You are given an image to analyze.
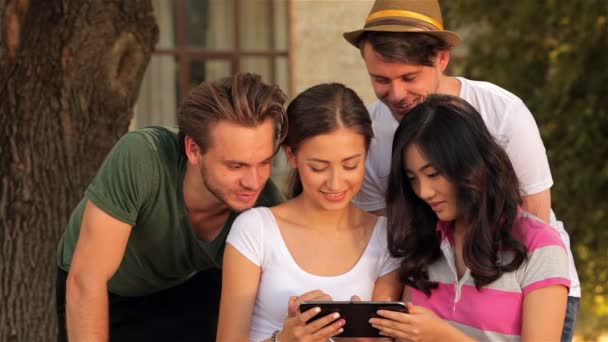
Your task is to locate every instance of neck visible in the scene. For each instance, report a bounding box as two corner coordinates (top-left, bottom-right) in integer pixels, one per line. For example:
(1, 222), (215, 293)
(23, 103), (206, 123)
(454, 218), (468, 236)
(182, 163), (229, 214)
(290, 196), (359, 232)
(437, 74), (462, 97)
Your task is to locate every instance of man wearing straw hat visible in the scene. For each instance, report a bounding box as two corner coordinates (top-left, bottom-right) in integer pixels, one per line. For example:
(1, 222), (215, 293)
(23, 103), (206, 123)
(344, 0), (580, 340)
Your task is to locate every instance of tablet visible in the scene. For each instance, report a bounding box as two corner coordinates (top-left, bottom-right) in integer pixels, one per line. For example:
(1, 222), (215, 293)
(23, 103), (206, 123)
(299, 301), (407, 337)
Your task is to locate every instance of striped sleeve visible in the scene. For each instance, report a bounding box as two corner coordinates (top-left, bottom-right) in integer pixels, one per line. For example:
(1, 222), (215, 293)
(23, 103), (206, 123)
(517, 217), (570, 295)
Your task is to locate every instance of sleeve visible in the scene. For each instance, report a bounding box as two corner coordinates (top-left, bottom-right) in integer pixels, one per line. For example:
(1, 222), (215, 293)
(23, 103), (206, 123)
(502, 100), (554, 196)
(376, 217), (403, 276)
(518, 223), (570, 296)
(85, 131), (159, 225)
(353, 157), (387, 212)
(226, 208), (265, 267)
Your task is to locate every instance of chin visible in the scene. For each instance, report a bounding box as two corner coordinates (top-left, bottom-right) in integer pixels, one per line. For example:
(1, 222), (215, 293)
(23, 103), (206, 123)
(436, 213), (457, 222)
(319, 198), (352, 211)
(227, 198), (259, 212)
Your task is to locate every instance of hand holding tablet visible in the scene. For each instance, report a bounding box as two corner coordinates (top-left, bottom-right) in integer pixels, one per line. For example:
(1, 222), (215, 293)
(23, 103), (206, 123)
(299, 301), (408, 337)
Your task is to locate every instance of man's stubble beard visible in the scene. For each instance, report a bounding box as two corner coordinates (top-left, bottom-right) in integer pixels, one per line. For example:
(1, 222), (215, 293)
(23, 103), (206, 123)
(199, 162), (254, 213)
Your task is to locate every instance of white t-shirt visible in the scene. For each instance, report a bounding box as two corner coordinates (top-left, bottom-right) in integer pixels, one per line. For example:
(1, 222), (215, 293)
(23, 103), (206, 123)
(353, 77), (580, 297)
(226, 207), (402, 342)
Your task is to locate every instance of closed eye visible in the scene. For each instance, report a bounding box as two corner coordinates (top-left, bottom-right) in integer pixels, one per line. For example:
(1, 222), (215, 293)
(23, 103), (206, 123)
(310, 166), (327, 172)
(374, 77), (390, 84)
(228, 163), (244, 169)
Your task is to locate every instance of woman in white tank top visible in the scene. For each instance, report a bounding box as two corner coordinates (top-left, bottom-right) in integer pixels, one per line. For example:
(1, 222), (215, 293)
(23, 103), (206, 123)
(217, 83), (403, 342)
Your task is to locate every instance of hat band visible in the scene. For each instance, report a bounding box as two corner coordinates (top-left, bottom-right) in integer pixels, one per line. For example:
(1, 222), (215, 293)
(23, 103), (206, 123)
(365, 18), (438, 32)
(366, 10), (444, 30)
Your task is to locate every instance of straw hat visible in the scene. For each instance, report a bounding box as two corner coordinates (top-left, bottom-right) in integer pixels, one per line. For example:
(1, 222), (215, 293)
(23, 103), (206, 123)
(343, 0), (462, 48)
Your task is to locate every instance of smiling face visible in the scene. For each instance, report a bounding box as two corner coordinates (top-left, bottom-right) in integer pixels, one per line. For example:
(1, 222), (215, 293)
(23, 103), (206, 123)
(286, 127), (367, 211)
(404, 143), (460, 222)
(362, 41), (449, 122)
(188, 118), (276, 212)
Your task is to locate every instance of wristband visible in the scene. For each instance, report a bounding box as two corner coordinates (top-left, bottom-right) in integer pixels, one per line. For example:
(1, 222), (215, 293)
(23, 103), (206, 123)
(271, 330), (280, 342)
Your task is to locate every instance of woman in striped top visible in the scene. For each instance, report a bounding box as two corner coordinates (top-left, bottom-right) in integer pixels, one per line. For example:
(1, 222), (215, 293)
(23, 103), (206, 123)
(371, 94), (570, 341)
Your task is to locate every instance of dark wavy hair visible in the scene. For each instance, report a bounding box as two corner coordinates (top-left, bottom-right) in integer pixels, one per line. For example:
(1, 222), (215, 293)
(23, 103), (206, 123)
(358, 32), (452, 67)
(284, 83), (373, 198)
(386, 94), (527, 295)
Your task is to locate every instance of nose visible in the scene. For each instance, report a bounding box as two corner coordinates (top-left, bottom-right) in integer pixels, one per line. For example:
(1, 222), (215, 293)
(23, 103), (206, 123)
(326, 167), (344, 191)
(417, 177), (436, 201)
(387, 81), (407, 104)
(241, 167), (262, 190)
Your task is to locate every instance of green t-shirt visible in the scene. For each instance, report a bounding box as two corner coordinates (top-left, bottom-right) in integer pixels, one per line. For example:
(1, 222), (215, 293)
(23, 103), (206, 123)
(57, 126), (284, 296)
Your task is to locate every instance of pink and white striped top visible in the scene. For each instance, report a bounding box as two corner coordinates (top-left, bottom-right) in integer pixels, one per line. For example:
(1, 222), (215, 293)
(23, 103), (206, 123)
(410, 213), (571, 341)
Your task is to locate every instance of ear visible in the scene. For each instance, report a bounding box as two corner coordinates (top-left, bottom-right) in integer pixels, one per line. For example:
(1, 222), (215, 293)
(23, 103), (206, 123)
(184, 135), (202, 165)
(436, 50), (451, 73)
(284, 146), (298, 169)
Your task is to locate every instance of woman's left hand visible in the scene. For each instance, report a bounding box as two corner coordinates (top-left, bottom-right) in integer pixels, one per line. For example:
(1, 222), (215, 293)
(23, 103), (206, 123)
(368, 302), (451, 342)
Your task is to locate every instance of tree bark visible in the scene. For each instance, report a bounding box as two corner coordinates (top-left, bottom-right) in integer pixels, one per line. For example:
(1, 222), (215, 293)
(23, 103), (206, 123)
(0, 0), (158, 340)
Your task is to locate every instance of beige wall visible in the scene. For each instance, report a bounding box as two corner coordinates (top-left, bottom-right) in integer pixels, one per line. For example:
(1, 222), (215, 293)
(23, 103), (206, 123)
(290, 0), (376, 104)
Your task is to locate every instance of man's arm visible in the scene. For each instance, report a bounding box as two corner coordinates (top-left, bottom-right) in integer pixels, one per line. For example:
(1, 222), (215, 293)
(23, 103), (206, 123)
(501, 100), (553, 223)
(66, 201), (132, 342)
(521, 189), (551, 223)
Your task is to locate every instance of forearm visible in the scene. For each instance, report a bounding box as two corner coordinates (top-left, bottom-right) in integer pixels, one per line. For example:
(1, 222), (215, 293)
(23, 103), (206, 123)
(66, 274), (110, 341)
(522, 190), (551, 223)
(437, 321), (477, 341)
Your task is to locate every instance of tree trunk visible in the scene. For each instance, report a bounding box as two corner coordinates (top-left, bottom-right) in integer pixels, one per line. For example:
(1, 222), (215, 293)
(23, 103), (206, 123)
(0, 0), (158, 340)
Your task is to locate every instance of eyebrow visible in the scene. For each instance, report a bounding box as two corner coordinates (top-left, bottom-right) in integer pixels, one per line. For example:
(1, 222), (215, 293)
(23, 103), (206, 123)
(224, 155), (274, 166)
(307, 154), (362, 164)
(406, 163), (434, 172)
(369, 71), (418, 79)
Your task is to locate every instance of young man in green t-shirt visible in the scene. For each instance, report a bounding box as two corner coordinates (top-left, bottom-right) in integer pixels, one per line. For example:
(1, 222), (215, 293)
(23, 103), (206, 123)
(56, 73), (287, 341)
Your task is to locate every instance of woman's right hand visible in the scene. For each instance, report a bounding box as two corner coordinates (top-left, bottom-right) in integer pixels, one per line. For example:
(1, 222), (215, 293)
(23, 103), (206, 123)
(278, 290), (345, 342)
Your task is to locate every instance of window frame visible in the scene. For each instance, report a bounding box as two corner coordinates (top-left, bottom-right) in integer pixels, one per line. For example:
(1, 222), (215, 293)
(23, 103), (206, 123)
(153, 0), (291, 100)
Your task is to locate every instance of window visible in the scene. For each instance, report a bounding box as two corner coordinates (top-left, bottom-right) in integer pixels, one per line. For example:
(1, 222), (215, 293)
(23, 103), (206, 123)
(133, 0), (290, 129)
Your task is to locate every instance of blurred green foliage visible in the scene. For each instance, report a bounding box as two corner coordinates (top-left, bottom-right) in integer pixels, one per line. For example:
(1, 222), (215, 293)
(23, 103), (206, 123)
(442, 1), (608, 338)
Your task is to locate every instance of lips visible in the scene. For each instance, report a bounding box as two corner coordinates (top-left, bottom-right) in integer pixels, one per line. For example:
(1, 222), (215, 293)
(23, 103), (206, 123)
(391, 103), (418, 118)
(321, 191), (347, 202)
(429, 201), (446, 211)
(236, 192), (258, 202)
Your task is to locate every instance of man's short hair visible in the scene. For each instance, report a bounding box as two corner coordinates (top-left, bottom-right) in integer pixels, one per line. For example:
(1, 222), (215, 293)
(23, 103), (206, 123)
(359, 31), (452, 67)
(177, 73), (287, 155)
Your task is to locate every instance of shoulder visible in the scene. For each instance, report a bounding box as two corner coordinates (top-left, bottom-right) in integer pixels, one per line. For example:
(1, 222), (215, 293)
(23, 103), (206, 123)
(114, 127), (179, 163)
(370, 215), (389, 246)
(233, 207), (272, 226)
(458, 77), (533, 133)
(516, 213), (566, 252)
(459, 77), (523, 103)
(228, 207), (272, 242)
(122, 126), (178, 148)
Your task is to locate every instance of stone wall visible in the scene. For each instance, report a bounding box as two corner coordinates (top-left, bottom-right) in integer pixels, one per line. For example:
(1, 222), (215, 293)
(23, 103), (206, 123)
(290, 0), (376, 104)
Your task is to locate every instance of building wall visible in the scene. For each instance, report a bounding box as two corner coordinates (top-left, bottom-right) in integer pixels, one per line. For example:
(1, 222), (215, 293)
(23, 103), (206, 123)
(290, 0), (376, 104)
